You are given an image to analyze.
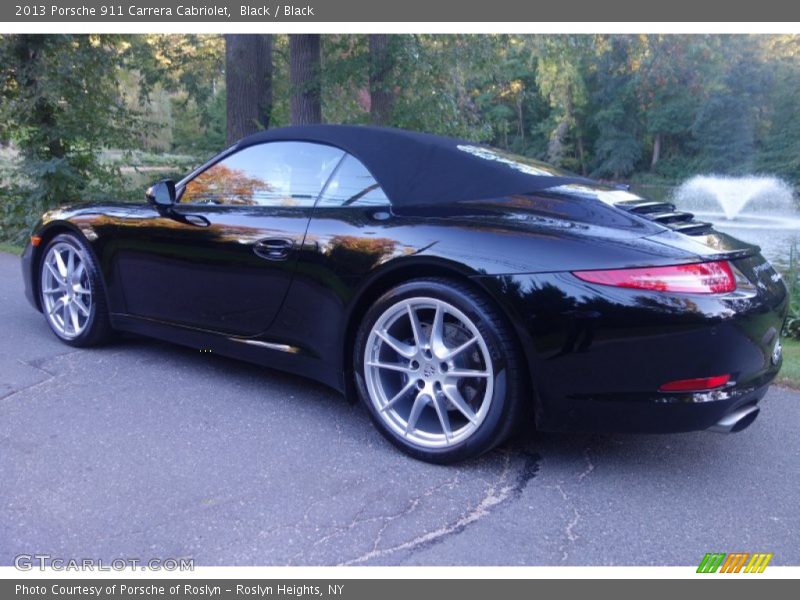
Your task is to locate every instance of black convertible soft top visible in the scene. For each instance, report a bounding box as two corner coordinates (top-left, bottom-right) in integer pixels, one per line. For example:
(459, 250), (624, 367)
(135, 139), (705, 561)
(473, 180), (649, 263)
(236, 125), (592, 206)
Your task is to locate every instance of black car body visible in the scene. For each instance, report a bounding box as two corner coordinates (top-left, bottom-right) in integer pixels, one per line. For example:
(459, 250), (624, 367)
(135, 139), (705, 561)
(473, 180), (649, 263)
(21, 125), (789, 461)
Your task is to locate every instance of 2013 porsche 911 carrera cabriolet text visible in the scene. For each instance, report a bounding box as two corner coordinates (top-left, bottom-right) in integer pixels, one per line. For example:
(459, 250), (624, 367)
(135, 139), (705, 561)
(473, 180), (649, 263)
(21, 125), (788, 463)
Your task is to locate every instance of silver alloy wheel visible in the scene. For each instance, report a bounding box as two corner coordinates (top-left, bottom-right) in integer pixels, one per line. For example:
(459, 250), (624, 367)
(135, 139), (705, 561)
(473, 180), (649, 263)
(364, 297), (494, 449)
(41, 242), (93, 339)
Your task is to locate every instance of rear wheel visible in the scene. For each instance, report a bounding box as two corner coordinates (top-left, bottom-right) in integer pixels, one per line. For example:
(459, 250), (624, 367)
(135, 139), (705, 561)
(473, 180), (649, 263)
(39, 233), (113, 347)
(354, 278), (527, 463)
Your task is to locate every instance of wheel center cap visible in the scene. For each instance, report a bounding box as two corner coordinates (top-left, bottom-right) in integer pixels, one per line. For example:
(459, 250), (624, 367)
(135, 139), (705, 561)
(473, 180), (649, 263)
(422, 363), (437, 379)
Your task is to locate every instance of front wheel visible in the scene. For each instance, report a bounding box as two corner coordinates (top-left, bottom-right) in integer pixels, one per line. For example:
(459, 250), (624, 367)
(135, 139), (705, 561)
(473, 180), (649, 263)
(354, 278), (527, 463)
(39, 232), (113, 347)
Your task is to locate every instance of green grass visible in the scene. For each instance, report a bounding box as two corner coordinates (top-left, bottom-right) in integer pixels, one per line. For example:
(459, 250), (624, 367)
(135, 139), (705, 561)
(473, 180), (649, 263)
(0, 242), (22, 255)
(778, 337), (800, 390)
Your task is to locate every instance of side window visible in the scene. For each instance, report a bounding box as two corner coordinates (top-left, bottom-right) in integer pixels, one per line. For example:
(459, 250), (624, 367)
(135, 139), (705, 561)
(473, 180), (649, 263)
(181, 142), (344, 207)
(317, 154), (390, 207)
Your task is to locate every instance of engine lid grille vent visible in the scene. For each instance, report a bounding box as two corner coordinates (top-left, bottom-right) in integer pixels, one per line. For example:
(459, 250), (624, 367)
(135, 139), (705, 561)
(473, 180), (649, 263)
(613, 199), (714, 236)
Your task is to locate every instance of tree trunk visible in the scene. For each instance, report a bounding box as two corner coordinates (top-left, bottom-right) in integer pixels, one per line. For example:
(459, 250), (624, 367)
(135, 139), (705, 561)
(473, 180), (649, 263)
(547, 86), (573, 165)
(368, 34), (395, 126)
(577, 136), (587, 175)
(650, 132), (662, 170)
(289, 34), (322, 125)
(225, 34), (273, 145)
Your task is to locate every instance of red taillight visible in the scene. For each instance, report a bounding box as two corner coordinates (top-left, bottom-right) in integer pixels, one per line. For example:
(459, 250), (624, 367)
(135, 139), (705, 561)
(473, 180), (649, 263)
(573, 260), (736, 294)
(659, 374), (731, 392)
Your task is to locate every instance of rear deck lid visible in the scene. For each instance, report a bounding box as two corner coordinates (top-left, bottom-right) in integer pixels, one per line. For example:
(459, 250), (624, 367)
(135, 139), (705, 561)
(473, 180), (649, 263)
(547, 184), (761, 261)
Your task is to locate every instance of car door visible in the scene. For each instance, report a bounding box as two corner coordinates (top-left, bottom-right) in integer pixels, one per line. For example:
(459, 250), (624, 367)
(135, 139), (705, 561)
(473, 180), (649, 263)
(267, 153), (400, 359)
(114, 141), (345, 336)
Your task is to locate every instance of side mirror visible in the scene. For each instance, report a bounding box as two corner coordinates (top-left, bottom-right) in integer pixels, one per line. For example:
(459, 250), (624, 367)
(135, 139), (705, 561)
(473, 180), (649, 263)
(146, 180), (176, 208)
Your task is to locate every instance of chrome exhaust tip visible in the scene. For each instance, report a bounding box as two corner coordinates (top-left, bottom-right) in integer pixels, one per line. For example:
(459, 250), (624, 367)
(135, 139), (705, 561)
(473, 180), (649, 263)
(709, 404), (760, 434)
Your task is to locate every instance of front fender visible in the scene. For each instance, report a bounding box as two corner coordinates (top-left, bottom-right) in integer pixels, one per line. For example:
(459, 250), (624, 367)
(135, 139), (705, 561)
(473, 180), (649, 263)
(21, 215), (101, 313)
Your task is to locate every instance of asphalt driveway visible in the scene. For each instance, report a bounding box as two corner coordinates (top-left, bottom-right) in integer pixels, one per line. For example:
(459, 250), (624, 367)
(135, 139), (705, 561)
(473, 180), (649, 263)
(1, 250), (798, 566)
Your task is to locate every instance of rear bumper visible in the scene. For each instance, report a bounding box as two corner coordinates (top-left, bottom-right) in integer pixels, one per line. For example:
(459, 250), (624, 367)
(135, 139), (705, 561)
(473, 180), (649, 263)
(533, 375), (774, 434)
(478, 254), (789, 435)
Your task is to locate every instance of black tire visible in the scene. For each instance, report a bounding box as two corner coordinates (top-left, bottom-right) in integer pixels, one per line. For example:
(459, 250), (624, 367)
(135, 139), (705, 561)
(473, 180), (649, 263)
(38, 232), (114, 347)
(354, 278), (528, 464)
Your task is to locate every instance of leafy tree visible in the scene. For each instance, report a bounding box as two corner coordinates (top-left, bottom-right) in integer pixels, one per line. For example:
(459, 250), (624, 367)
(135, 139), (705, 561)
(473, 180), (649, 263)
(383, 35), (492, 140)
(587, 36), (643, 179)
(171, 89), (226, 156)
(689, 36), (767, 173)
(757, 77), (800, 185)
(471, 36), (550, 157)
(134, 34), (225, 155)
(531, 36), (589, 170)
(635, 35), (703, 170)
(0, 34), (144, 242)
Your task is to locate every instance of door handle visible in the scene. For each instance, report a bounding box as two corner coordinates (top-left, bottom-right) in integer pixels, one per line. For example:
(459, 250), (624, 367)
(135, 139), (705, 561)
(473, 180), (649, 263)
(165, 210), (210, 227)
(253, 238), (294, 261)
(181, 214), (211, 227)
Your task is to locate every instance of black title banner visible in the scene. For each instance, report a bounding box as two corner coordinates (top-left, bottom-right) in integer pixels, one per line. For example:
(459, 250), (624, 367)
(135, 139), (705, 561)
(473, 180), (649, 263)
(4, 0), (800, 22)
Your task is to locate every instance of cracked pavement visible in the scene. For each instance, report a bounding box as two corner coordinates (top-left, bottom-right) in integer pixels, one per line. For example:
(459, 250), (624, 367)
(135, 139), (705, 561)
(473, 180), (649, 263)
(1, 251), (799, 566)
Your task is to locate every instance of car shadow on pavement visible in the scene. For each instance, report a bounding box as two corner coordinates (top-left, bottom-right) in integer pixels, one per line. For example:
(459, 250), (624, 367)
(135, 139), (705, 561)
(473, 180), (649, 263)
(110, 332), (751, 478)
(21, 329), (768, 490)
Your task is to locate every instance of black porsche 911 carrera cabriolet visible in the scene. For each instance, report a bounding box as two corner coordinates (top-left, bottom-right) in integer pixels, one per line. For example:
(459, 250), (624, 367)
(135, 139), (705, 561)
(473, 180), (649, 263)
(21, 125), (788, 462)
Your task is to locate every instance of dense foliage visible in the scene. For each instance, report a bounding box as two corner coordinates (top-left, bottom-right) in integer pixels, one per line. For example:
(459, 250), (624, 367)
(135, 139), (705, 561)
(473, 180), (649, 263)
(0, 35), (143, 239)
(784, 244), (800, 340)
(1, 33), (799, 247)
